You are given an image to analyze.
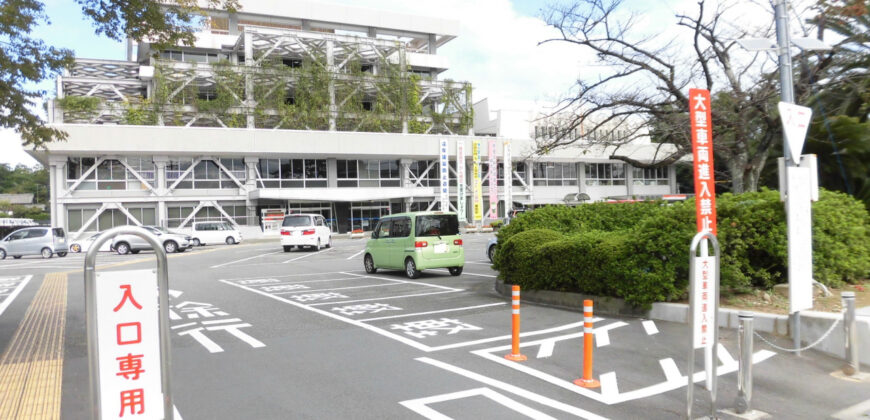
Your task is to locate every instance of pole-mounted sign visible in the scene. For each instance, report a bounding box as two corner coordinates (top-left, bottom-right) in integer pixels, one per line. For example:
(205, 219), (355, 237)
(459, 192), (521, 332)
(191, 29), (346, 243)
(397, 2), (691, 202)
(472, 139), (483, 223)
(456, 140), (467, 223)
(86, 226), (173, 420)
(689, 88), (718, 236)
(503, 140), (512, 218)
(439, 138), (450, 212)
(487, 138), (498, 219)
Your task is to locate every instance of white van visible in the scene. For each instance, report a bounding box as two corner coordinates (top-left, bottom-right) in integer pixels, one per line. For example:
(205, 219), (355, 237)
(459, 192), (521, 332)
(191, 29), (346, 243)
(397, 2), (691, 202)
(189, 221), (243, 246)
(280, 214), (331, 252)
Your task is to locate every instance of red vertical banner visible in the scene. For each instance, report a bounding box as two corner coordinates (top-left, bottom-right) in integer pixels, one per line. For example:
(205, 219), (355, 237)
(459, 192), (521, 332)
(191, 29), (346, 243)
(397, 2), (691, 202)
(688, 89), (717, 235)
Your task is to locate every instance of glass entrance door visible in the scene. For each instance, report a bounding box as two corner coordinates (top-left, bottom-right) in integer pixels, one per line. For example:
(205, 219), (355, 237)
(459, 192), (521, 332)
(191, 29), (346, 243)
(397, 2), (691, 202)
(350, 201), (391, 231)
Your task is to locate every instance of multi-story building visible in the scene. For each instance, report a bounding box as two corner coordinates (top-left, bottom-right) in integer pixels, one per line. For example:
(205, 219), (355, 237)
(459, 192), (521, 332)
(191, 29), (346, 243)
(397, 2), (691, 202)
(30, 1), (680, 238)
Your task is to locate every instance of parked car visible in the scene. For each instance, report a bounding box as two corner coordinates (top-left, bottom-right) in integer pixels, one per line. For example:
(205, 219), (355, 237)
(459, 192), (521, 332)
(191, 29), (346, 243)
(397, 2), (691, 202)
(0, 227), (68, 259)
(111, 226), (192, 255)
(189, 221), (243, 246)
(364, 211), (464, 279)
(69, 232), (113, 253)
(280, 214), (331, 252)
(486, 237), (497, 262)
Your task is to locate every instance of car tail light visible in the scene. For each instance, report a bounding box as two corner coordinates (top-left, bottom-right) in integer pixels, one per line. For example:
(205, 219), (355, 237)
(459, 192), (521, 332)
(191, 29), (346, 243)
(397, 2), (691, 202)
(415, 241), (428, 248)
(280, 230), (291, 236)
(453, 239), (463, 246)
(302, 229), (316, 235)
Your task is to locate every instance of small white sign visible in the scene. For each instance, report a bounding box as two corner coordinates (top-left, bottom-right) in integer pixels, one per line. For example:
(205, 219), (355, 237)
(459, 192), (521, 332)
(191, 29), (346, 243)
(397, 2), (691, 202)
(96, 269), (163, 420)
(692, 256), (716, 349)
(439, 138), (450, 212)
(778, 102), (813, 162)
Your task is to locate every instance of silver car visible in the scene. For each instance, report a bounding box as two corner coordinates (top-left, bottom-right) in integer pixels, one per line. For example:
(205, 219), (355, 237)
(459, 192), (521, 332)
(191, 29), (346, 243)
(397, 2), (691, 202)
(111, 226), (192, 255)
(0, 227), (69, 259)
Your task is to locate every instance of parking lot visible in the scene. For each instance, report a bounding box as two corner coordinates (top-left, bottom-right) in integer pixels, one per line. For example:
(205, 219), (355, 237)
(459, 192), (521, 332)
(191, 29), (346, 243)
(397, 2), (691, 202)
(1, 234), (869, 419)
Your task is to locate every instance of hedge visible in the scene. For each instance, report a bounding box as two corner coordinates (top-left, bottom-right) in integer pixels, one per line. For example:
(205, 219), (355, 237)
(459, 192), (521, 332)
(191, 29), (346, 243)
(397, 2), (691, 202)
(493, 189), (870, 308)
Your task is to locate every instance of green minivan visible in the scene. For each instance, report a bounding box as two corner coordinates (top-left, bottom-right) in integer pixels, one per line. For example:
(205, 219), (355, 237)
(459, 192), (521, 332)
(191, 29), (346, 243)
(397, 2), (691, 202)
(363, 211), (464, 279)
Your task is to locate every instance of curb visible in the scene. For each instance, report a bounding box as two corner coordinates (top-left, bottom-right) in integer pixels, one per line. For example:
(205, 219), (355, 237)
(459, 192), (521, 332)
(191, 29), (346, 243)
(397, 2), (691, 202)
(495, 279), (870, 366)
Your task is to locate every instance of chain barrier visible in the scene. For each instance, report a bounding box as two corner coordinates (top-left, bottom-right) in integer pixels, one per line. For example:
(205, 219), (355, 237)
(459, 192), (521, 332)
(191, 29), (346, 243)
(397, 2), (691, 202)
(753, 316), (842, 353)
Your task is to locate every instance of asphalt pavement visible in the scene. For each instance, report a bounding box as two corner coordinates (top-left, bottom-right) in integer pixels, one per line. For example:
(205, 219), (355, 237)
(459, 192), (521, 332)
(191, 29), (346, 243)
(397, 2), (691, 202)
(0, 234), (869, 419)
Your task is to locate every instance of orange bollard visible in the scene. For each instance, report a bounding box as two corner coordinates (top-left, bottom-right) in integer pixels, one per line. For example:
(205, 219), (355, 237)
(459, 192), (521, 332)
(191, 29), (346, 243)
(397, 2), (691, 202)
(574, 299), (600, 388)
(504, 285), (527, 361)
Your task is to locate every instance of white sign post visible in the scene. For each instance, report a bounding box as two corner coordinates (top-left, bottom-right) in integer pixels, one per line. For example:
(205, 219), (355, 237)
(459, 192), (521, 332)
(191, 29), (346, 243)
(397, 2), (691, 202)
(85, 226), (173, 420)
(456, 141), (466, 223)
(439, 138), (450, 212)
(686, 232), (721, 420)
(503, 141), (512, 218)
(96, 270), (164, 419)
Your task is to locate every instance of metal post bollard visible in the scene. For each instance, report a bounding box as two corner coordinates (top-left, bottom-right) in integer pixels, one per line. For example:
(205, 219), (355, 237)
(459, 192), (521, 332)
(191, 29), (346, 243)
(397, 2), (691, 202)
(735, 312), (754, 414)
(842, 292), (860, 376)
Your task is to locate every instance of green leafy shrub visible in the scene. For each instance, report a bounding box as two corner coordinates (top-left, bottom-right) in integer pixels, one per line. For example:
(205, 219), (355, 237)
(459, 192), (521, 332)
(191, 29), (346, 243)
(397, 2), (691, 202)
(492, 189), (870, 308)
(490, 220), (504, 229)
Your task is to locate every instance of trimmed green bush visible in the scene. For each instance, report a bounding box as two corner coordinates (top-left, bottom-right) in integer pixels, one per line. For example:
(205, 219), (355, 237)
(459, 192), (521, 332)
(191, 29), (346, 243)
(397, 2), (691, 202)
(492, 189), (870, 308)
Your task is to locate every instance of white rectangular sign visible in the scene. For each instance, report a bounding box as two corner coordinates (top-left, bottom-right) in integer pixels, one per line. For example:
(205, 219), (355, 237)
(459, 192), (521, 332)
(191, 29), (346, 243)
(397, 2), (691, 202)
(692, 256), (716, 349)
(456, 140), (466, 222)
(787, 165), (813, 313)
(487, 138), (498, 219)
(503, 141), (512, 216)
(96, 269), (164, 420)
(439, 138), (450, 212)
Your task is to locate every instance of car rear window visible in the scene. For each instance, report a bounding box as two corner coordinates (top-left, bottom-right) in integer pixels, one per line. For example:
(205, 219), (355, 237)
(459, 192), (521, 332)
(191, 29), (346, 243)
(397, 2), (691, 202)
(415, 215), (459, 237)
(282, 215), (312, 227)
(52, 228), (65, 238)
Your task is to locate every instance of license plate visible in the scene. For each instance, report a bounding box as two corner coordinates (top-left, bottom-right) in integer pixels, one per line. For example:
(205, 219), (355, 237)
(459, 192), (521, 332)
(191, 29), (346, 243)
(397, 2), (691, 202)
(434, 243), (448, 254)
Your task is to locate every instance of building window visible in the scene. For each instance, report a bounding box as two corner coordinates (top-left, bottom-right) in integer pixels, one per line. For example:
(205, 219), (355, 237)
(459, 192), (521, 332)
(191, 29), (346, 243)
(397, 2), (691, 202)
(67, 158), (156, 191)
(168, 204), (244, 228)
(532, 162), (577, 186)
(167, 159), (244, 189)
(585, 163), (626, 186)
(512, 162), (526, 186)
(258, 159), (327, 188)
(159, 50), (225, 63)
(337, 160), (399, 188)
(68, 207), (154, 232)
(407, 160), (456, 187)
(632, 166), (669, 186)
(480, 162), (506, 187)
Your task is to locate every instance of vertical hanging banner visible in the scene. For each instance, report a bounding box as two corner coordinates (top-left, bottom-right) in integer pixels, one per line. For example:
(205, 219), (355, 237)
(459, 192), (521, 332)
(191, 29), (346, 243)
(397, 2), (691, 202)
(472, 139), (483, 222)
(487, 138), (498, 219)
(456, 140), (467, 222)
(96, 269), (164, 419)
(439, 138), (450, 212)
(689, 88), (717, 236)
(503, 141), (512, 217)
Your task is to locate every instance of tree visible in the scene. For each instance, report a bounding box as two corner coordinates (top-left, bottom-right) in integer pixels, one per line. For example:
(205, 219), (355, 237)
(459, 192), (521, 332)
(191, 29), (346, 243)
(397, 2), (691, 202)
(0, 163), (49, 203)
(536, 0), (853, 193)
(0, 0), (239, 149)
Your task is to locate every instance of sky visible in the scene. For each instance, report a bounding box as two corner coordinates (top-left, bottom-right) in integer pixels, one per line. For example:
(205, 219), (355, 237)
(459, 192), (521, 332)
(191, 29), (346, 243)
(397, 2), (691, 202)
(1, 0), (791, 167)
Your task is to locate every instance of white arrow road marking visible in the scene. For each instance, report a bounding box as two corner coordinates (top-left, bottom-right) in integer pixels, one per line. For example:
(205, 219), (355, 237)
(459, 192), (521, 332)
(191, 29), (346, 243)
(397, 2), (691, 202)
(642, 320), (659, 335)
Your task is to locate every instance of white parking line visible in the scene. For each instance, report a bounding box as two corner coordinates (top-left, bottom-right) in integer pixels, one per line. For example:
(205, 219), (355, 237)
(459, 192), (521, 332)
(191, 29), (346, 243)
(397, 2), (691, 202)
(307, 290), (459, 306)
(642, 320), (659, 335)
(461, 271), (497, 278)
(415, 358), (608, 420)
(0, 275), (32, 317)
(211, 250), (282, 268)
(273, 282), (400, 294)
(358, 302), (506, 322)
(282, 247), (335, 263)
(342, 272), (462, 292)
(219, 271), (349, 281)
(400, 387), (559, 420)
(346, 250), (365, 260)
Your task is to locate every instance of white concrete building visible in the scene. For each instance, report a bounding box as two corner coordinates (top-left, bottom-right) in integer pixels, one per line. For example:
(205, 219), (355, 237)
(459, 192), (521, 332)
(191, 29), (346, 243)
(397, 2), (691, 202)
(30, 1), (679, 238)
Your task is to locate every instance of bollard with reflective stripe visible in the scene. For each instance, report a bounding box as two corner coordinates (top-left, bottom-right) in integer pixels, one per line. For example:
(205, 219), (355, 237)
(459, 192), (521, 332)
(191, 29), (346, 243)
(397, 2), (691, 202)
(735, 312), (754, 414)
(842, 292), (860, 376)
(504, 285), (527, 361)
(574, 299), (600, 388)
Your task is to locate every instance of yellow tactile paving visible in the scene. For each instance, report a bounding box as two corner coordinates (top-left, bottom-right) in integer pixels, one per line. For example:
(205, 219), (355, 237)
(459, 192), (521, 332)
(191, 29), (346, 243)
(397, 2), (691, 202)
(0, 272), (67, 420)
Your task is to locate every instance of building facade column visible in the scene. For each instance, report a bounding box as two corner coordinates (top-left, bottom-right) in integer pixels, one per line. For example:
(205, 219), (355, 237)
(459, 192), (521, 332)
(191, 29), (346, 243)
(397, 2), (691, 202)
(400, 159), (413, 188)
(577, 162), (586, 194)
(48, 157), (67, 229)
(669, 165), (678, 194)
(153, 156), (169, 227)
(625, 163), (635, 198)
(327, 158), (338, 188)
(244, 30), (255, 128)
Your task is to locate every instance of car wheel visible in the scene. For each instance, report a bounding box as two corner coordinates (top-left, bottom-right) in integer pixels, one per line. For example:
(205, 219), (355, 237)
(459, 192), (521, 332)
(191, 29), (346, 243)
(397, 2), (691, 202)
(13, 255), (22, 259)
(449, 267), (463, 276)
(314, 239), (321, 252)
(131, 250), (141, 254)
(488, 245), (496, 262)
(325, 236), (332, 248)
(58, 252), (68, 258)
(226, 236), (235, 245)
(283, 245), (293, 252)
(164, 241), (178, 253)
(405, 258), (421, 279)
(0, 249), (5, 260)
(192, 238), (201, 247)
(364, 254), (377, 274)
(41, 248), (53, 259)
(116, 242), (130, 255)
(70, 244), (82, 253)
